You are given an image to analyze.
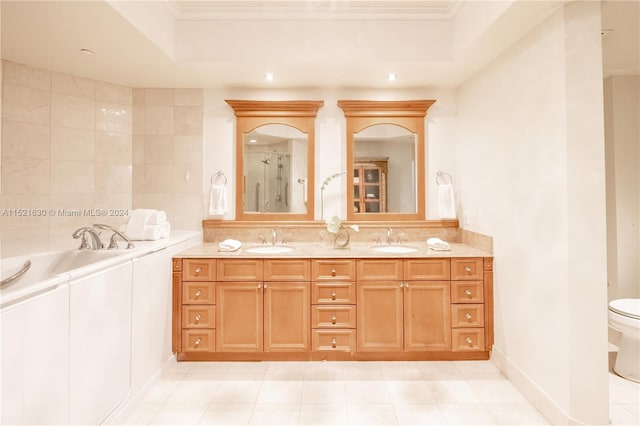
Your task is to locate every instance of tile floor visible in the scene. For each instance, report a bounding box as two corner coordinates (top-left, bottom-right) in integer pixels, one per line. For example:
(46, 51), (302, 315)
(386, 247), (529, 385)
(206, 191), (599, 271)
(609, 371), (640, 426)
(118, 360), (552, 425)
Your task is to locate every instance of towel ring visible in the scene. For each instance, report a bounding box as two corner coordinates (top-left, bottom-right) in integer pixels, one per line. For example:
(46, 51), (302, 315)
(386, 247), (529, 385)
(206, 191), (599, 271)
(211, 171), (227, 185)
(436, 170), (453, 185)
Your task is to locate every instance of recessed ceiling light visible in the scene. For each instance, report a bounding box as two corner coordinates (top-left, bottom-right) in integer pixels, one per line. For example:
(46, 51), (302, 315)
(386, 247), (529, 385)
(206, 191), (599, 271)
(387, 73), (397, 82)
(249, 139), (257, 144)
(80, 48), (94, 55)
(264, 72), (275, 81)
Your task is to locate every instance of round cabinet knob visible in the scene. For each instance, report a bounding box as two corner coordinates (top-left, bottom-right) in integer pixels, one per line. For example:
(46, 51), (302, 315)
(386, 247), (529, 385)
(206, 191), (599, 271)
(331, 314), (337, 324)
(399, 283), (404, 288)
(331, 337), (337, 347)
(195, 314), (202, 322)
(464, 266), (472, 272)
(194, 290), (202, 298)
(465, 313), (472, 320)
(465, 337), (473, 345)
(464, 289), (472, 296)
(194, 338), (201, 346)
(258, 283), (262, 289)
(195, 267), (202, 273)
(331, 268), (337, 277)
(264, 283), (268, 289)
(331, 290), (337, 300)
(405, 283), (410, 288)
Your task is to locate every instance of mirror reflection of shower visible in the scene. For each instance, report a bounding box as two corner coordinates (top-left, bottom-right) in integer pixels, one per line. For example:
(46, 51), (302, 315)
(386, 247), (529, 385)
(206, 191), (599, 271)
(247, 151), (291, 212)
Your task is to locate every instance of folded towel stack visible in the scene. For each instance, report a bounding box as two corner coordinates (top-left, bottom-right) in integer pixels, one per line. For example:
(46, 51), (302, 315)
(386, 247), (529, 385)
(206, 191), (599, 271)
(218, 239), (242, 252)
(125, 209), (171, 241)
(427, 237), (450, 251)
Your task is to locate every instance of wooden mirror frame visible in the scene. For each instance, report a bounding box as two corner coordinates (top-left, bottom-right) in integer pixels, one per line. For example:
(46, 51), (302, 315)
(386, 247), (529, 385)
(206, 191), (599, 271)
(338, 100), (436, 222)
(226, 100), (324, 221)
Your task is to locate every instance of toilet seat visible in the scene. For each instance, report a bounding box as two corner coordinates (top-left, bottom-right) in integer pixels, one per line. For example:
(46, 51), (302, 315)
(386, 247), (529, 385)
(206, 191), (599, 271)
(609, 299), (640, 320)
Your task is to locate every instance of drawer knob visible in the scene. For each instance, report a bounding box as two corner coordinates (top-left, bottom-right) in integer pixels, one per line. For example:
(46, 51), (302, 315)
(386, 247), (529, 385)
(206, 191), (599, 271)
(331, 314), (337, 324)
(195, 290), (202, 298)
(464, 266), (472, 272)
(465, 289), (472, 296)
(331, 337), (337, 347)
(194, 338), (201, 346)
(331, 268), (337, 277)
(195, 267), (202, 273)
(331, 290), (337, 300)
(465, 313), (472, 320)
(195, 314), (202, 322)
(399, 283), (403, 288)
(465, 337), (473, 345)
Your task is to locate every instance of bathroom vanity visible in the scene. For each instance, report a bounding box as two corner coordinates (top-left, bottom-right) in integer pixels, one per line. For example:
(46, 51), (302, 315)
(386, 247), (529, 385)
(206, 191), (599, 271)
(171, 243), (493, 361)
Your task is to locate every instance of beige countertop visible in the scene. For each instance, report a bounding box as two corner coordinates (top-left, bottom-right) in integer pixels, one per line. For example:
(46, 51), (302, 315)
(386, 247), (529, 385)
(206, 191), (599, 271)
(175, 241), (491, 259)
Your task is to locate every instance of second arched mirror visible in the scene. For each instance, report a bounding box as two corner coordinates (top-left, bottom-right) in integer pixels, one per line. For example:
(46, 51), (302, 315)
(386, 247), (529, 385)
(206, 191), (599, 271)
(338, 100), (436, 221)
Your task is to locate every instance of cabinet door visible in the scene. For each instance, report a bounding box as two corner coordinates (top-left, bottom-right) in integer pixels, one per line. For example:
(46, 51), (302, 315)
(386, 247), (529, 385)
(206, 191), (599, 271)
(263, 282), (310, 352)
(216, 282), (263, 352)
(404, 281), (451, 351)
(357, 281), (403, 352)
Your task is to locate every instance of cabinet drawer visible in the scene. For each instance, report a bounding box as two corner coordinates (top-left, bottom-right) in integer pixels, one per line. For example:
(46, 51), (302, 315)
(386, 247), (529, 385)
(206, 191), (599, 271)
(357, 259), (402, 281)
(312, 282), (356, 304)
(218, 259), (263, 281)
(451, 258), (484, 280)
(452, 328), (485, 351)
(312, 259), (356, 281)
(264, 259), (310, 281)
(182, 259), (216, 281)
(182, 282), (216, 304)
(451, 304), (484, 328)
(172, 258), (182, 272)
(312, 329), (356, 352)
(312, 305), (356, 328)
(451, 281), (484, 303)
(182, 329), (215, 352)
(404, 258), (451, 280)
(182, 305), (216, 328)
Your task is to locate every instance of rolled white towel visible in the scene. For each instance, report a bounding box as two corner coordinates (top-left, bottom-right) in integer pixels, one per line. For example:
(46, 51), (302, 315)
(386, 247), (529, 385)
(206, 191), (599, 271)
(126, 209), (152, 237)
(427, 237), (450, 251)
(159, 221), (170, 239)
(148, 210), (167, 225)
(142, 225), (162, 241)
(219, 239), (242, 252)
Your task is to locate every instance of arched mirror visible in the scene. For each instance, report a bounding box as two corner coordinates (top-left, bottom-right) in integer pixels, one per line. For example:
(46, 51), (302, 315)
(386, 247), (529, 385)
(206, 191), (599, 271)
(338, 100), (436, 221)
(226, 100), (323, 221)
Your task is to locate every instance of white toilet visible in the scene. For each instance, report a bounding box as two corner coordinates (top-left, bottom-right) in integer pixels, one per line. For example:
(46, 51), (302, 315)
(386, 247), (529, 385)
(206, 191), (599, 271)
(608, 298), (640, 382)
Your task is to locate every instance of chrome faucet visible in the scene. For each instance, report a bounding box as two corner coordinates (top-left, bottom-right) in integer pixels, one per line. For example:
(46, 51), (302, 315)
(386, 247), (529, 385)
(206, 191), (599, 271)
(93, 224), (135, 249)
(271, 228), (278, 245)
(72, 226), (103, 250)
(386, 227), (394, 245)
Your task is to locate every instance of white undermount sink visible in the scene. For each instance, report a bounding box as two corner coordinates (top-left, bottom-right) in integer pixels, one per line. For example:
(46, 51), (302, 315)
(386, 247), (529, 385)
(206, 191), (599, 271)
(371, 245), (420, 254)
(244, 245), (296, 254)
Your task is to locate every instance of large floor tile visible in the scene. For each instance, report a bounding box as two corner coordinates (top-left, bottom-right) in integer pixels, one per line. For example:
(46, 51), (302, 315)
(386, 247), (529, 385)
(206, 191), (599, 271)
(345, 381), (392, 404)
(299, 404), (349, 425)
(198, 403), (253, 426)
(439, 403), (498, 425)
(393, 403), (447, 426)
(149, 402), (208, 425)
(484, 402), (550, 425)
(302, 380), (347, 404)
(249, 403), (300, 425)
(347, 403), (397, 425)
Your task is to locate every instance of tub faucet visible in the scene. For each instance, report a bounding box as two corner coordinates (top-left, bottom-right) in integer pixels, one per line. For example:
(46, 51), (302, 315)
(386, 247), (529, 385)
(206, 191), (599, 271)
(72, 226), (103, 250)
(93, 224), (135, 249)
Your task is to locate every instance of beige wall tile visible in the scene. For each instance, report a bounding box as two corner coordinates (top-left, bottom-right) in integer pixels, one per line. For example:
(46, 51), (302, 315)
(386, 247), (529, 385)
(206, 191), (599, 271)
(132, 193), (145, 210)
(1, 158), (50, 194)
(144, 135), (174, 164)
(96, 102), (132, 135)
(132, 165), (145, 193)
(94, 193), (132, 228)
(132, 106), (145, 135)
(174, 106), (203, 135)
(2, 121), (50, 159)
(172, 163), (202, 194)
(174, 135), (203, 164)
(144, 164), (174, 193)
(95, 132), (132, 162)
(50, 160), (95, 194)
(132, 89), (145, 106)
(3, 61), (50, 90)
(144, 88), (174, 106)
(175, 89), (203, 106)
(1, 194), (50, 230)
(49, 193), (95, 230)
(144, 106), (174, 135)
(140, 193), (174, 216)
(52, 72), (95, 99)
(95, 163), (132, 194)
(96, 81), (132, 105)
(51, 127), (95, 161)
(171, 193), (205, 230)
(132, 136), (145, 164)
(51, 93), (95, 130)
(3, 85), (50, 125)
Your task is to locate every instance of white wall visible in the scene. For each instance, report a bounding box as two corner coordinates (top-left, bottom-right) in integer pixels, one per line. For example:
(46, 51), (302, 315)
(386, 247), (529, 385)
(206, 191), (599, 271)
(455, 3), (608, 424)
(604, 75), (640, 300)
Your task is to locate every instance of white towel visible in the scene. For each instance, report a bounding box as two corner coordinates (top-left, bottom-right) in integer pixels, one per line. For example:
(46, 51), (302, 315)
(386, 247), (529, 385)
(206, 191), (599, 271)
(159, 222), (170, 239)
(148, 210), (167, 225)
(427, 237), (450, 251)
(126, 209), (152, 237)
(219, 239), (242, 252)
(209, 184), (227, 216)
(438, 183), (456, 219)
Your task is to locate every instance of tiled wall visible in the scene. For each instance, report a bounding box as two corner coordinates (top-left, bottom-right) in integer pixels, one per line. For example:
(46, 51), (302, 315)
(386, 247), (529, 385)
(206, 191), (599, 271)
(132, 88), (204, 231)
(1, 61), (132, 249)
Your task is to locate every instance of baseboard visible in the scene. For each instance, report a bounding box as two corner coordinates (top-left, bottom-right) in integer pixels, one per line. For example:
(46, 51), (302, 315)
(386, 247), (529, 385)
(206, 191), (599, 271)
(104, 354), (177, 425)
(491, 347), (585, 426)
